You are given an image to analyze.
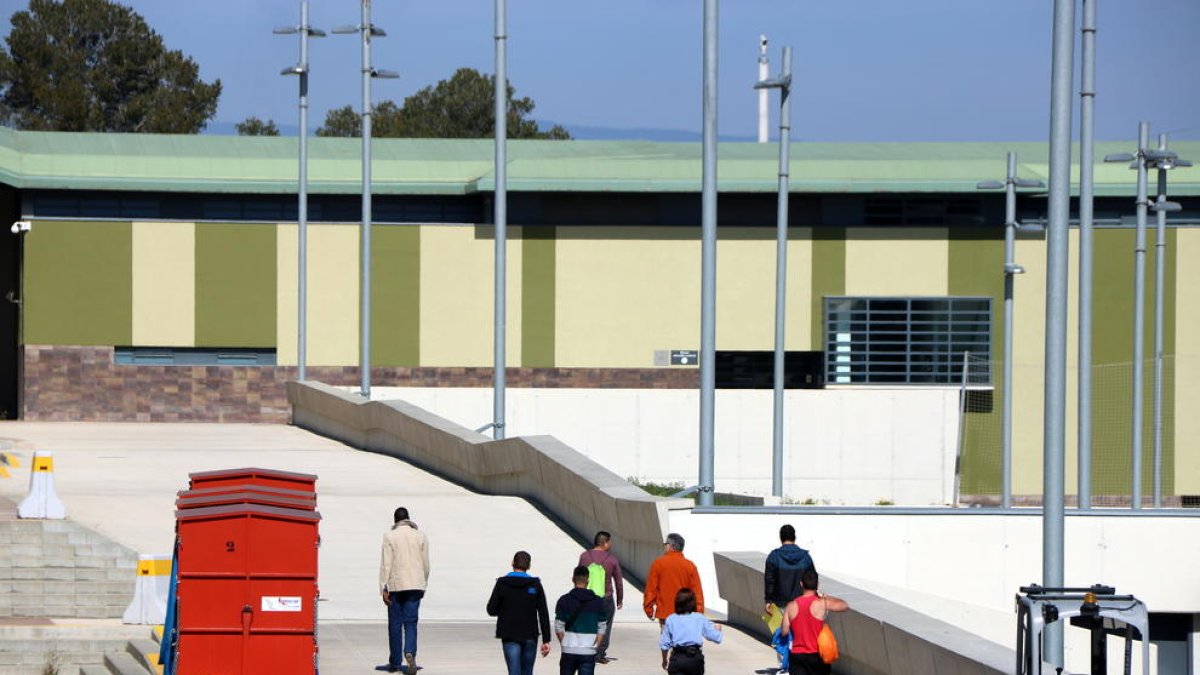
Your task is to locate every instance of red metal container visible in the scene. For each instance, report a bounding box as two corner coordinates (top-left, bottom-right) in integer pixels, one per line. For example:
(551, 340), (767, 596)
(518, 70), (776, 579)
(178, 484), (318, 506)
(188, 467), (317, 493)
(175, 503), (320, 674)
(175, 491), (316, 512)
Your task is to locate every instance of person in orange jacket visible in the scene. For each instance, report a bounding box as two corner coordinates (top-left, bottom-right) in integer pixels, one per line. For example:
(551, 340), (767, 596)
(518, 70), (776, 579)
(644, 533), (704, 625)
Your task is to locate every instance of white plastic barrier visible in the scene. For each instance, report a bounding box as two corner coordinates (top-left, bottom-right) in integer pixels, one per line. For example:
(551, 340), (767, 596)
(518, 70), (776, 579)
(123, 555), (172, 625)
(17, 451), (66, 519)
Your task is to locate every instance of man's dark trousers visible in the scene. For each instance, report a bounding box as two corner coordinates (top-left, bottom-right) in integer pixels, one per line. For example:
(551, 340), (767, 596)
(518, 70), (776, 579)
(387, 590), (424, 668)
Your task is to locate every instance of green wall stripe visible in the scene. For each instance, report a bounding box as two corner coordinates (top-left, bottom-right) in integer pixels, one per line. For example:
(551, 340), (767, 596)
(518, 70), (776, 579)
(1088, 227), (1178, 496)
(24, 221), (132, 346)
(195, 223), (276, 347)
(810, 227), (846, 349)
(372, 225), (420, 366)
(1091, 229), (1136, 495)
(521, 227), (556, 368)
(947, 228), (1005, 495)
(1162, 228), (1176, 495)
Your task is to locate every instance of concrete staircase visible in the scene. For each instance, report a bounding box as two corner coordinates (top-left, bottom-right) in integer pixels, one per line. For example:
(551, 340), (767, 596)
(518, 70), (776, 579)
(0, 518), (138, 620)
(0, 623), (156, 675)
(0, 497), (154, 674)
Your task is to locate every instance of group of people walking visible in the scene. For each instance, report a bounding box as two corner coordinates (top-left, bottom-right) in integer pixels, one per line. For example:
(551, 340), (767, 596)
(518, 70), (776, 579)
(484, 531), (627, 675)
(764, 524), (848, 675)
(377, 506), (845, 675)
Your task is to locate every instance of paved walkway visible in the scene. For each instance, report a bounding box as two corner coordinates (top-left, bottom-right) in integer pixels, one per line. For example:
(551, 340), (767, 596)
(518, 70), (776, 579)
(0, 422), (777, 674)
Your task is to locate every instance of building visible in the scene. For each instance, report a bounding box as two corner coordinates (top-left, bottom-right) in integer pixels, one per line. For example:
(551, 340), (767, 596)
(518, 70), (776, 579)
(1, 127), (1197, 504)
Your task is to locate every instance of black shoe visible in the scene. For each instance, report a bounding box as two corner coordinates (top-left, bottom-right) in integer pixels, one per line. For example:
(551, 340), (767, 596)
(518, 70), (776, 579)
(375, 665), (400, 673)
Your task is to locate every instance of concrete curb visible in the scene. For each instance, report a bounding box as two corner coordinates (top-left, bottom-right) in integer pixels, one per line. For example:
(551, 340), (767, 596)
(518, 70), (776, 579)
(713, 551), (1013, 675)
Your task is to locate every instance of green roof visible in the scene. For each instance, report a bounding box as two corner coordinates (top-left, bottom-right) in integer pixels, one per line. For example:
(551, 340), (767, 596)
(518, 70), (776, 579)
(0, 126), (1197, 197)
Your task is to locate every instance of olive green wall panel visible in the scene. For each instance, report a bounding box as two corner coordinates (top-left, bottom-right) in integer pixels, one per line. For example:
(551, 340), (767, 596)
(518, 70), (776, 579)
(24, 220), (132, 346)
(810, 227), (846, 349)
(521, 227), (556, 368)
(1089, 228), (1176, 496)
(948, 229), (1005, 495)
(371, 225), (420, 366)
(195, 223), (277, 347)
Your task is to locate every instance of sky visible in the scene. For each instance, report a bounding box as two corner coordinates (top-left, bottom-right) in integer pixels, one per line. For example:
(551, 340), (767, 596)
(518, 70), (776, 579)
(1, 0), (1198, 142)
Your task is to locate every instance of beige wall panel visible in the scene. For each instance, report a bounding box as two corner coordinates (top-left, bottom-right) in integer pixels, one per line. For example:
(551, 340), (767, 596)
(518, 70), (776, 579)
(276, 224), (358, 366)
(1175, 229), (1200, 493)
(307, 225), (360, 366)
(420, 225), (521, 367)
(716, 232), (777, 350)
(276, 224), (297, 365)
(556, 227), (698, 368)
(1011, 237), (1048, 495)
(712, 230), (815, 351)
(788, 231), (815, 350)
(844, 228), (948, 296)
(132, 221), (195, 346)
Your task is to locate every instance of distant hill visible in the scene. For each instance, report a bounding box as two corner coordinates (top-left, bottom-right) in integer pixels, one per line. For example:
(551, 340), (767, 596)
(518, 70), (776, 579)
(203, 119), (757, 143)
(560, 123), (756, 143)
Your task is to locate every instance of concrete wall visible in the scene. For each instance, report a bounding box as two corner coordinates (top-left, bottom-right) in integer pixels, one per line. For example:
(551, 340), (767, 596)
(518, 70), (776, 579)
(713, 551), (1011, 675)
(670, 509), (1197, 674)
(366, 386), (961, 505)
(286, 380), (691, 581)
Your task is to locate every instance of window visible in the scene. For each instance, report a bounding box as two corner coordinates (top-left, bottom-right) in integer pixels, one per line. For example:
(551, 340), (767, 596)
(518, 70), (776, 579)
(115, 347), (276, 366)
(824, 297), (992, 385)
(715, 351), (824, 389)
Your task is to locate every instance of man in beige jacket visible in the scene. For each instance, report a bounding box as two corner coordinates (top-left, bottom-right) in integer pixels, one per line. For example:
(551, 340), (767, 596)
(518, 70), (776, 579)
(379, 507), (430, 673)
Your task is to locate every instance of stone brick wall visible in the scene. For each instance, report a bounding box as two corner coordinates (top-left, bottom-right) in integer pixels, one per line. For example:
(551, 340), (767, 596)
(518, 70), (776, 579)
(20, 345), (700, 423)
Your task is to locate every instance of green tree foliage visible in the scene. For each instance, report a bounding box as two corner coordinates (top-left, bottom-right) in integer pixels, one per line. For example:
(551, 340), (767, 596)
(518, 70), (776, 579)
(0, 0), (221, 133)
(316, 101), (402, 138)
(235, 116), (280, 136)
(315, 68), (568, 140)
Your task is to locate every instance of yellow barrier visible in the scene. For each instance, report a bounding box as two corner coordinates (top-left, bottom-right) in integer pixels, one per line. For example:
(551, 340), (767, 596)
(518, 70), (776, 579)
(17, 450), (66, 519)
(124, 554), (171, 625)
(0, 451), (19, 478)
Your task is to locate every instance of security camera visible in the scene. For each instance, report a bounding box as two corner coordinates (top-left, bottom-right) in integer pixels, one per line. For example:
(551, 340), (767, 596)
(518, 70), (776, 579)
(10, 221), (31, 234)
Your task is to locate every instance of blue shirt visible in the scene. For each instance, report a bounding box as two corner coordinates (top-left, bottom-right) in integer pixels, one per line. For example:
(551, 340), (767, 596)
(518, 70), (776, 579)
(660, 612), (723, 650)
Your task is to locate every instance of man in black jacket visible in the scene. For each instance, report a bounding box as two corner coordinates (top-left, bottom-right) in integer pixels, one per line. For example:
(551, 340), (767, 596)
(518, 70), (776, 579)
(487, 550), (552, 675)
(764, 524), (816, 615)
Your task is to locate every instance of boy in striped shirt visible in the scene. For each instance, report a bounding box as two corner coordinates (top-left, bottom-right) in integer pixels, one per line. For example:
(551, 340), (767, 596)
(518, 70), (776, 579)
(554, 566), (608, 675)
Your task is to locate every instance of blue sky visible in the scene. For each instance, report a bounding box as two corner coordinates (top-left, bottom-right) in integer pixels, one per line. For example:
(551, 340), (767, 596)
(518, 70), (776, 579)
(2, 0), (1198, 141)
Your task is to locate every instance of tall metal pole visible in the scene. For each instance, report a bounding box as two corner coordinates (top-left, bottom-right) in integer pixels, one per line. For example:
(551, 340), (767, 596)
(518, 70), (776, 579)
(1131, 122), (1150, 510)
(697, 0), (718, 507)
(1043, 0), (1075, 664)
(769, 47), (792, 498)
(492, 0), (508, 440)
(1077, 0), (1097, 509)
(1152, 133), (1168, 509)
(358, 0), (375, 399)
(277, 1), (323, 381)
(757, 36), (769, 144)
(1002, 152), (1017, 510)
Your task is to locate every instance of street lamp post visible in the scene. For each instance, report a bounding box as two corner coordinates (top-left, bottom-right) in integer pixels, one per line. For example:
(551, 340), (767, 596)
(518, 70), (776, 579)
(697, 0), (718, 507)
(1077, 0), (1097, 509)
(754, 46), (792, 499)
(334, 1), (398, 400)
(493, 0), (508, 440)
(1146, 135), (1191, 508)
(978, 153), (1043, 510)
(275, 0), (325, 383)
(1104, 123), (1151, 509)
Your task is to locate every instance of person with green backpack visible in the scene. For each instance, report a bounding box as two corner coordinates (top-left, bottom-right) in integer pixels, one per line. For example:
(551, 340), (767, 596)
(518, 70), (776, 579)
(578, 531), (625, 664)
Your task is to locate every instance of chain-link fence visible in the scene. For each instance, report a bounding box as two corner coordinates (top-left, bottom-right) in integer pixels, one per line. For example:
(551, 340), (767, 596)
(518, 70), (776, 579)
(957, 354), (1179, 508)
